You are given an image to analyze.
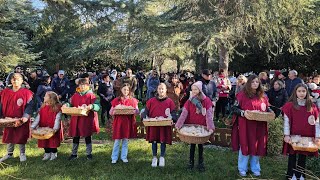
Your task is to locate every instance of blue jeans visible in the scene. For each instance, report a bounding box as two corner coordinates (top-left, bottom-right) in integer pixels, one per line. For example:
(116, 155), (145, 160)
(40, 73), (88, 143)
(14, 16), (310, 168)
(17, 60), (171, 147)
(238, 148), (261, 173)
(111, 139), (128, 161)
(152, 142), (166, 157)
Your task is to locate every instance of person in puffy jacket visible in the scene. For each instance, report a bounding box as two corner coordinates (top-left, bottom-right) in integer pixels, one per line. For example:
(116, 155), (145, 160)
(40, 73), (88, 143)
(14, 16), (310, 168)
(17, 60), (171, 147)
(266, 80), (288, 117)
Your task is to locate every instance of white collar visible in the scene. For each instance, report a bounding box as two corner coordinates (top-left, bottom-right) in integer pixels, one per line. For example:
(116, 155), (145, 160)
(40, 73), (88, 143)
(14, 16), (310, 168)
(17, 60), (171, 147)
(297, 98), (306, 106)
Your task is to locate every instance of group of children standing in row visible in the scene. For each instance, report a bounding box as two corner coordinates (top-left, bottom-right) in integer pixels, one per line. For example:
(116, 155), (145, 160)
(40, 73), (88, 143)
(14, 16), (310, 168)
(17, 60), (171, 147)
(0, 73), (319, 179)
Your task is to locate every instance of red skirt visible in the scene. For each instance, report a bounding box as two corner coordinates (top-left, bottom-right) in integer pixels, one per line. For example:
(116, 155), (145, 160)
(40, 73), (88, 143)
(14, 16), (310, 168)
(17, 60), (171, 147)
(2, 121), (30, 144)
(282, 142), (318, 157)
(69, 112), (100, 137)
(146, 126), (172, 145)
(112, 115), (137, 140)
(38, 128), (63, 148)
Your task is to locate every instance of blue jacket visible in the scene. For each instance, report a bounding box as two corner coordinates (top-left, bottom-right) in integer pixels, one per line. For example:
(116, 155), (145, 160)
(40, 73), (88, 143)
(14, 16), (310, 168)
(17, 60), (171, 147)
(147, 77), (160, 92)
(201, 78), (217, 101)
(36, 83), (52, 104)
(285, 78), (303, 97)
(51, 77), (70, 98)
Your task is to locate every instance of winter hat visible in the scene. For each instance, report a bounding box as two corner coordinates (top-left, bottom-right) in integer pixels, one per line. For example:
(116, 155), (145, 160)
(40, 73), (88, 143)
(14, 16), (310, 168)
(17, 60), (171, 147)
(191, 81), (206, 98)
(58, 70), (65, 75)
(274, 70), (281, 77)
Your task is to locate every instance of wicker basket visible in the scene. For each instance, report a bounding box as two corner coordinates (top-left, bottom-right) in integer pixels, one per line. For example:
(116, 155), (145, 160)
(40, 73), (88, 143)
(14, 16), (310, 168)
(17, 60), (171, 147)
(143, 119), (173, 127)
(177, 124), (212, 144)
(0, 118), (21, 128)
(246, 111), (275, 122)
(61, 107), (89, 116)
(291, 145), (319, 152)
(113, 108), (135, 115)
(32, 127), (54, 140)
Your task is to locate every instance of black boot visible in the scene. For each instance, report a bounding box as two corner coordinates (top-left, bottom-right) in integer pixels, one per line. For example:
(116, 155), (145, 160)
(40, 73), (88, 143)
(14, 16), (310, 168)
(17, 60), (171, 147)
(187, 160), (194, 170)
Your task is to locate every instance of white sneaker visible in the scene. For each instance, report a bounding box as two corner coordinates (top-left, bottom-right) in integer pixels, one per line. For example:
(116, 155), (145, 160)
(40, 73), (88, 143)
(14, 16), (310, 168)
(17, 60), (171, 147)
(291, 174), (297, 180)
(159, 157), (165, 167)
(0, 154), (13, 162)
(253, 171), (261, 177)
(299, 175), (304, 180)
(122, 159), (128, 163)
(50, 153), (57, 161)
(151, 157), (158, 167)
(20, 153), (27, 162)
(111, 160), (117, 164)
(239, 171), (247, 177)
(42, 153), (51, 161)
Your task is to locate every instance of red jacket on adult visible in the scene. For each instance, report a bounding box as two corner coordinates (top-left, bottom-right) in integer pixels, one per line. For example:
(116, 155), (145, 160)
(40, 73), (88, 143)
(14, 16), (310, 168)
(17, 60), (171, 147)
(37, 105), (63, 148)
(111, 97), (138, 140)
(145, 97), (175, 144)
(68, 91), (100, 137)
(282, 102), (319, 156)
(1, 88), (33, 144)
(231, 91), (269, 156)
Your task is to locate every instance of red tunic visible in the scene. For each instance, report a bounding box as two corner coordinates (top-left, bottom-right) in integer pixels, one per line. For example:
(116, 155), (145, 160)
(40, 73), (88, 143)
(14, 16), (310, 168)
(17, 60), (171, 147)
(184, 97), (212, 126)
(282, 102), (319, 156)
(231, 91), (269, 156)
(111, 97), (138, 140)
(69, 92), (100, 137)
(37, 105), (63, 148)
(1, 88), (33, 144)
(145, 97), (175, 144)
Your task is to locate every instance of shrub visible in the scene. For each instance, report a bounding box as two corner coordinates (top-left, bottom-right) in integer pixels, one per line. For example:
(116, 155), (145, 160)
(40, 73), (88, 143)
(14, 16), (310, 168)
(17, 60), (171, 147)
(268, 116), (284, 156)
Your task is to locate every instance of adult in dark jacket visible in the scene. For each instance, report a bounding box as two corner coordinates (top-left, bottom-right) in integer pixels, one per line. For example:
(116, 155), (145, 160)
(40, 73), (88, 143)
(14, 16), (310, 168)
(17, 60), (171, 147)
(27, 71), (40, 94)
(51, 70), (70, 102)
(285, 70), (303, 97)
(97, 74), (114, 125)
(266, 80), (288, 117)
(146, 71), (160, 100)
(36, 75), (52, 110)
(136, 70), (146, 100)
(200, 69), (217, 103)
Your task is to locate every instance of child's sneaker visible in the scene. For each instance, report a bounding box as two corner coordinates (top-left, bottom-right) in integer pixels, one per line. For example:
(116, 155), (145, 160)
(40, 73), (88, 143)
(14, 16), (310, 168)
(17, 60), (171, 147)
(42, 153), (51, 161)
(151, 157), (158, 167)
(291, 174), (297, 180)
(253, 171), (261, 177)
(0, 154), (13, 162)
(159, 157), (165, 167)
(239, 171), (247, 177)
(111, 160), (117, 164)
(20, 153), (27, 162)
(68, 155), (78, 161)
(122, 159), (128, 163)
(50, 153), (57, 161)
(87, 154), (93, 160)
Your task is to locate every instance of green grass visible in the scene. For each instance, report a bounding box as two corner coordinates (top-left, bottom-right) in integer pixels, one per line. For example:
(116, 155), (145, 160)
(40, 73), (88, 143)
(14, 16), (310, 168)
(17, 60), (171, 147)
(0, 133), (287, 180)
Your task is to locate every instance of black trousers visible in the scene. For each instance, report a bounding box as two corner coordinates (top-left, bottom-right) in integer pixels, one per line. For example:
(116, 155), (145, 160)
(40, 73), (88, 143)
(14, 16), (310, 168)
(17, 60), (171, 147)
(190, 144), (203, 163)
(216, 97), (228, 118)
(73, 136), (92, 144)
(286, 154), (306, 179)
(100, 101), (112, 125)
(44, 148), (57, 153)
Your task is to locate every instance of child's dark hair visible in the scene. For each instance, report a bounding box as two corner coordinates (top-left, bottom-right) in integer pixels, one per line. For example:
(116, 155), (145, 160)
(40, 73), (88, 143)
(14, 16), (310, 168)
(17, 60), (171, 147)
(288, 83), (313, 111)
(77, 78), (89, 85)
(243, 75), (264, 99)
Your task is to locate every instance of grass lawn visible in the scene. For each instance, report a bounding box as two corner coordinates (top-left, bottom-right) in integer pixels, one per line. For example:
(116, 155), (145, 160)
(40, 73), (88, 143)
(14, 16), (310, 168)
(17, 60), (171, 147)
(0, 127), (288, 180)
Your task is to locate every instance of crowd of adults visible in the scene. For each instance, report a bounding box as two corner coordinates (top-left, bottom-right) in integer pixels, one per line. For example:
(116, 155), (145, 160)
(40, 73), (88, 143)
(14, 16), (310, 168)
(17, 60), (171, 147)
(1, 65), (320, 125)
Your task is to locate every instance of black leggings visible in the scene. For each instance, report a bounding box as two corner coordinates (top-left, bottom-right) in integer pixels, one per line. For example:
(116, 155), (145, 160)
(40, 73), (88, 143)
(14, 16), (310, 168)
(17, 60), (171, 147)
(101, 102), (112, 124)
(73, 136), (92, 144)
(287, 154), (306, 179)
(190, 144), (203, 163)
(216, 97), (228, 118)
(44, 148), (57, 153)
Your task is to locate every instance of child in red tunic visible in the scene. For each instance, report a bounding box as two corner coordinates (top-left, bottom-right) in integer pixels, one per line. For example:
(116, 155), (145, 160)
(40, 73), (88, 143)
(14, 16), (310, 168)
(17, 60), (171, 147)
(63, 78), (100, 160)
(0, 73), (34, 162)
(231, 75), (271, 177)
(31, 91), (63, 161)
(141, 83), (177, 167)
(282, 83), (320, 180)
(175, 81), (214, 172)
(109, 83), (139, 164)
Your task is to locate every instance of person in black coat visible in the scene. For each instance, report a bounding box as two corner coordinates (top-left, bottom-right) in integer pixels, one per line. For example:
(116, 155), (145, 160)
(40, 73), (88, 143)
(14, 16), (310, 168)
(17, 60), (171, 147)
(266, 80), (288, 117)
(97, 74), (114, 125)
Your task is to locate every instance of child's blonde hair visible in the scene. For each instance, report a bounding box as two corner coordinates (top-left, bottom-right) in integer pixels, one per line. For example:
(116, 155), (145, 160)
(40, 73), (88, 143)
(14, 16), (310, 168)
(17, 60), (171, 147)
(42, 91), (61, 112)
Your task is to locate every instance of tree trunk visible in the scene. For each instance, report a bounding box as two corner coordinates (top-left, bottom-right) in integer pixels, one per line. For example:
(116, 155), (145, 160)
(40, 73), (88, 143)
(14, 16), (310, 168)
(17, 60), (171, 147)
(177, 58), (182, 73)
(219, 44), (229, 73)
